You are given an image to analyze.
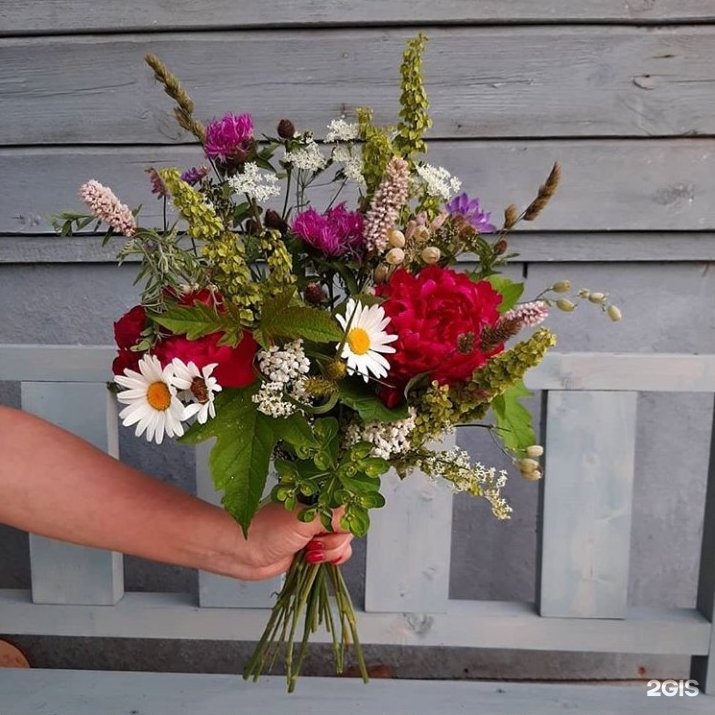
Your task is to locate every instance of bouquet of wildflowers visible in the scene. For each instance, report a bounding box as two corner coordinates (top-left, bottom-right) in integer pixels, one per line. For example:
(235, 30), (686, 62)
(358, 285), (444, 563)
(54, 35), (620, 691)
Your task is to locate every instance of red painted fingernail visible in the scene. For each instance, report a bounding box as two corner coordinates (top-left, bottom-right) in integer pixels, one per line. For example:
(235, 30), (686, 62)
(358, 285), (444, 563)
(329, 558), (342, 566)
(305, 550), (326, 564)
(306, 540), (323, 552)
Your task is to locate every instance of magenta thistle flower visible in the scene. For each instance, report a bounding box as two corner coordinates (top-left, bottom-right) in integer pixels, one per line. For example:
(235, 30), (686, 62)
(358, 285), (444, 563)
(291, 204), (364, 257)
(446, 192), (496, 233)
(204, 113), (254, 162)
(79, 179), (137, 237)
(180, 165), (210, 186)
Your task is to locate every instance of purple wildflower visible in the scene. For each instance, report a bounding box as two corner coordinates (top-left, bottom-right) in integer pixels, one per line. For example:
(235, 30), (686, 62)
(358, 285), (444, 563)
(446, 192), (496, 233)
(204, 113), (254, 162)
(291, 203), (364, 257)
(146, 168), (168, 199)
(180, 166), (210, 186)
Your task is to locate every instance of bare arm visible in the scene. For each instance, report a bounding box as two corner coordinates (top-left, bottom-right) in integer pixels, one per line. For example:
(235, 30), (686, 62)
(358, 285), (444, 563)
(0, 406), (351, 580)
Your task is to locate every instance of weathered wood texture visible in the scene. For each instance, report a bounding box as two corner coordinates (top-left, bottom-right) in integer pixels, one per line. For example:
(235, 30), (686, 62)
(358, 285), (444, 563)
(539, 391), (638, 618)
(2, 671), (713, 715)
(2, 1), (715, 36)
(2, 28), (715, 143)
(4, 232), (715, 264)
(365, 434), (455, 613)
(19, 382), (123, 605)
(3, 140), (715, 235)
(0, 589), (710, 654)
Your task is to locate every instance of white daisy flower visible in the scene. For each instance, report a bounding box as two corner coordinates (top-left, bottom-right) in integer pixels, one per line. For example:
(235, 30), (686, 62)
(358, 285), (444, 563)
(170, 359), (222, 425)
(114, 354), (187, 444)
(335, 299), (398, 382)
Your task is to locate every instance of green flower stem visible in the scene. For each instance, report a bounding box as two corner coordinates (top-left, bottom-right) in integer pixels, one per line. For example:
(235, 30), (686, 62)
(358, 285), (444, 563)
(243, 553), (367, 692)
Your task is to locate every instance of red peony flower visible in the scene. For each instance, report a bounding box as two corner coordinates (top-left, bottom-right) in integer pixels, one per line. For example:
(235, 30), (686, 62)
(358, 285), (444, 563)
(113, 305), (147, 350)
(154, 331), (258, 389)
(375, 266), (503, 404)
(112, 347), (142, 376)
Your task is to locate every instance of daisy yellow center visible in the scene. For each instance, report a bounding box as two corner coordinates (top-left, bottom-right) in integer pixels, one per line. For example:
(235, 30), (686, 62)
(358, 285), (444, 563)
(146, 382), (172, 411)
(347, 327), (371, 355)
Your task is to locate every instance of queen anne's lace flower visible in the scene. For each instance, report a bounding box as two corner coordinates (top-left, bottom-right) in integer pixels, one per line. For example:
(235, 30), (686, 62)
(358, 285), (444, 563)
(252, 381), (296, 417)
(332, 146), (366, 188)
(228, 163), (281, 202)
(283, 139), (327, 172)
(416, 163), (462, 201)
(326, 118), (360, 143)
(257, 340), (310, 384)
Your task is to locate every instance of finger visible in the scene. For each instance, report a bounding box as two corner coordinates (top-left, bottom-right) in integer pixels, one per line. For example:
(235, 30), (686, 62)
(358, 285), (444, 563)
(330, 542), (353, 566)
(305, 534), (353, 564)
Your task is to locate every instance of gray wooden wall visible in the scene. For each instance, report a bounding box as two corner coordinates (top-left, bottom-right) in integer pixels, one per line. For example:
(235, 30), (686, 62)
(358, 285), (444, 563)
(1, 1), (714, 680)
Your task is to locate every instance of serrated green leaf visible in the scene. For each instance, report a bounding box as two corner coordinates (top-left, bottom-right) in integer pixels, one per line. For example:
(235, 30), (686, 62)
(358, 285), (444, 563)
(486, 275), (525, 314)
(338, 380), (409, 422)
(491, 380), (536, 454)
(180, 387), (276, 536)
(261, 294), (343, 343)
(150, 302), (242, 345)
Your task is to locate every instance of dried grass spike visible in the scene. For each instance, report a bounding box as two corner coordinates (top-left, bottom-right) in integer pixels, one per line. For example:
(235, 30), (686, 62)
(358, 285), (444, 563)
(523, 162), (561, 222)
(503, 203), (519, 230)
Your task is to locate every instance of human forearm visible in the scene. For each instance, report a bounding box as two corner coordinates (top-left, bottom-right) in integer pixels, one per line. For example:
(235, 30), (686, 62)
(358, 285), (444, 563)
(0, 406), (352, 579)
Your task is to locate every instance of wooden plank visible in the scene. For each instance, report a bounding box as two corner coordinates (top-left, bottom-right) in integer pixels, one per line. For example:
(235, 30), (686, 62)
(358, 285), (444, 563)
(4, 140), (715, 235)
(19, 382), (123, 605)
(194, 442), (282, 608)
(692, 396), (715, 694)
(1, 671), (713, 715)
(365, 433), (454, 613)
(5, 232), (715, 264)
(539, 391), (637, 618)
(4, 348), (715, 392)
(3, 1), (715, 35)
(3, 27), (715, 144)
(0, 590), (709, 654)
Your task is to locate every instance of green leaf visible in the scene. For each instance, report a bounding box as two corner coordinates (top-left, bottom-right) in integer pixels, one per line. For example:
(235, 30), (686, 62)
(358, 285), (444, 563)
(150, 302), (242, 346)
(272, 412), (319, 453)
(338, 380), (409, 422)
(491, 380), (536, 454)
(180, 387), (277, 536)
(261, 293), (343, 344)
(486, 275), (524, 314)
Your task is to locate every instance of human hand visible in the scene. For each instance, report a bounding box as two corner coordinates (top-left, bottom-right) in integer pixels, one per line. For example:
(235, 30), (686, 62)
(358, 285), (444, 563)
(228, 503), (353, 581)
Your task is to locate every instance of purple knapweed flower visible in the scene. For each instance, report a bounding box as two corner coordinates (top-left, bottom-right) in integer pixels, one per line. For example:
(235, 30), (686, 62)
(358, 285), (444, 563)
(204, 113), (254, 162)
(446, 192), (496, 233)
(180, 166), (210, 186)
(291, 203), (364, 257)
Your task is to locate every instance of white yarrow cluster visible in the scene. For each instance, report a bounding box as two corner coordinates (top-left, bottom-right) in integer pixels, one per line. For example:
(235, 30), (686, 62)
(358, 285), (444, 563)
(332, 145), (366, 188)
(252, 382), (296, 418)
(344, 408), (417, 460)
(325, 118), (360, 143)
(415, 163), (462, 201)
(283, 139), (328, 172)
(228, 163), (281, 202)
(253, 340), (311, 417)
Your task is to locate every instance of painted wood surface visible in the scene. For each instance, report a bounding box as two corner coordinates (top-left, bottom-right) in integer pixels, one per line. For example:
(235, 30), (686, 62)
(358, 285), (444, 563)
(691, 400), (715, 694)
(2, 28), (715, 144)
(5, 232), (715, 264)
(365, 433), (455, 613)
(3, 1), (715, 35)
(19, 382), (123, 605)
(2, 671), (713, 715)
(194, 442), (282, 608)
(4, 140), (715, 235)
(539, 391), (638, 618)
(0, 589), (709, 653)
(4, 347), (715, 393)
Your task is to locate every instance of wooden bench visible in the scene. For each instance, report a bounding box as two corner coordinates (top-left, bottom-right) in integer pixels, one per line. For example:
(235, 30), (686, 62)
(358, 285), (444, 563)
(1, 344), (714, 714)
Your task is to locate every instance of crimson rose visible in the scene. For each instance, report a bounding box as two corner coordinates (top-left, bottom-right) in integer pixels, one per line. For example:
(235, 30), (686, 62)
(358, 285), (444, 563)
(375, 266), (503, 405)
